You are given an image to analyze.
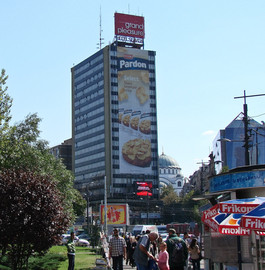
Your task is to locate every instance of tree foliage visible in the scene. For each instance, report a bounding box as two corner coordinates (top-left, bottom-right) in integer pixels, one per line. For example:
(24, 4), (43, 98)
(0, 69), (12, 133)
(0, 69), (86, 268)
(0, 169), (70, 269)
(160, 185), (179, 205)
(220, 166), (229, 174)
(0, 112), (84, 220)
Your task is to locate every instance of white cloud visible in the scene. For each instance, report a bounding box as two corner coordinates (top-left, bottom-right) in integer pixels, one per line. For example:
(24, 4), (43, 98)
(202, 130), (215, 136)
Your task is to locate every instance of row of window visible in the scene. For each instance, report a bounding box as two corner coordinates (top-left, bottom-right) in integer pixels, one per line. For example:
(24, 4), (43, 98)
(75, 123), (104, 140)
(75, 71), (103, 91)
(159, 168), (181, 174)
(75, 97), (104, 116)
(75, 160), (105, 173)
(74, 54), (103, 77)
(75, 133), (105, 148)
(75, 75), (103, 98)
(75, 108), (104, 125)
(75, 115), (104, 131)
(75, 83), (104, 103)
(75, 167), (105, 181)
(75, 151), (105, 165)
(76, 142), (105, 157)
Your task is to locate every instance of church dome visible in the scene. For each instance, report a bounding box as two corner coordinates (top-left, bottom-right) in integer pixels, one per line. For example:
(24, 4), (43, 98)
(159, 152), (180, 168)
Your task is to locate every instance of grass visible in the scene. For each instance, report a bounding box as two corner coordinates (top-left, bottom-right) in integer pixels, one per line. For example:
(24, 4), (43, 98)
(0, 246), (101, 270)
(50, 245), (100, 270)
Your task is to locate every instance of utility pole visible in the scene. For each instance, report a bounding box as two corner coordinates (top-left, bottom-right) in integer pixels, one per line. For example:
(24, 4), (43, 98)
(234, 90), (265, 166)
(233, 90), (265, 270)
(196, 160), (208, 194)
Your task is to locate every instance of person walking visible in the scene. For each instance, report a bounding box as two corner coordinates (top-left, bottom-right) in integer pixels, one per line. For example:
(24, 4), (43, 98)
(67, 232), (76, 270)
(188, 238), (201, 270)
(183, 232), (191, 269)
(109, 228), (127, 270)
(125, 234), (131, 265)
(157, 242), (170, 270)
(133, 232), (158, 270)
(183, 232), (191, 247)
(166, 229), (188, 270)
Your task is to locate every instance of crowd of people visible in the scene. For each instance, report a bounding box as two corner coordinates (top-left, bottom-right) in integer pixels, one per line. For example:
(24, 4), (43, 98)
(108, 228), (202, 270)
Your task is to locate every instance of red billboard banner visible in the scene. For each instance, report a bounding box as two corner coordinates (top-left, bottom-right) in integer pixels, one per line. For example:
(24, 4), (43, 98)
(115, 13), (145, 39)
(136, 181), (152, 196)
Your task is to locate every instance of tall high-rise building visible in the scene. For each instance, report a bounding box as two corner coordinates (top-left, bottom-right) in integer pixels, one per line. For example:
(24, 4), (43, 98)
(213, 113), (265, 173)
(71, 13), (159, 222)
(50, 139), (73, 171)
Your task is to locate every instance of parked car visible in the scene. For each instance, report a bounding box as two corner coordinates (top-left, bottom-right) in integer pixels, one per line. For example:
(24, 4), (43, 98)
(61, 235), (89, 247)
(62, 234), (79, 245)
(75, 238), (89, 247)
(78, 234), (91, 241)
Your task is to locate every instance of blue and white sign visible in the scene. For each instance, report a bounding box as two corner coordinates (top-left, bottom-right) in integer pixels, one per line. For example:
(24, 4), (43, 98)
(210, 170), (265, 193)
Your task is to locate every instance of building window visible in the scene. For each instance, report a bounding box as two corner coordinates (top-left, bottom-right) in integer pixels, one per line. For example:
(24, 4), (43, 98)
(177, 181), (181, 187)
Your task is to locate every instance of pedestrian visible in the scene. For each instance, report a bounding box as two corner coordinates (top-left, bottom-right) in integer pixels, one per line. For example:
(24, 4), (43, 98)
(129, 236), (137, 267)
(183, 232), (191, 269)
(133, 232), (159, 270)
(67, 232), (76, 270)
(188, 238), (201, 270)
(166, 228), (188, 270)
(125, 234), (131, 265)
(183, 232), (191, 247)
(157, 242), (170, 270)
(109, 228), (127, 270)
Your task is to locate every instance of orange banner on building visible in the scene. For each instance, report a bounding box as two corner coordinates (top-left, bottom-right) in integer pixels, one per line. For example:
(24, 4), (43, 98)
(100, 204), (127, 225)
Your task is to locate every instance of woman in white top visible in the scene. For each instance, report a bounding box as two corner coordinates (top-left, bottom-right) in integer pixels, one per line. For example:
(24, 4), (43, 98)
(188, 238), (201, 270)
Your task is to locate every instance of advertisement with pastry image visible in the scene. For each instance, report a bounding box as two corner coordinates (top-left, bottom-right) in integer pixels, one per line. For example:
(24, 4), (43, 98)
(117, 46), (152, 174)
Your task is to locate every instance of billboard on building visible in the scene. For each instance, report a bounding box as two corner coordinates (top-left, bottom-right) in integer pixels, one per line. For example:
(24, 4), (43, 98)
(135, 181), (153, 196)
(115, 13), (145, 39)
(117, 47), (152, 174)
(100, 204), (128, 225)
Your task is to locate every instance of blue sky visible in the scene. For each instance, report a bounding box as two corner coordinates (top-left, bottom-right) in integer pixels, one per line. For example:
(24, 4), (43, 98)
(1, 0), (265, 177)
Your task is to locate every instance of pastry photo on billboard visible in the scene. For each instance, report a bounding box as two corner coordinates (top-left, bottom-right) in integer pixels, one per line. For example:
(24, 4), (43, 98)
(122, 138), (151, 167)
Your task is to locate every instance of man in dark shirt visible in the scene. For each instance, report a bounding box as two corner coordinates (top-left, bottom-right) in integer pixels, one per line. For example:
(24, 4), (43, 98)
(166, 229), (188, 270)
(133, 232), (158, 270)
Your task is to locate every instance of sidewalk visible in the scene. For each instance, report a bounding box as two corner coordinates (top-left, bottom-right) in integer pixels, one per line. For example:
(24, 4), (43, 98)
(123, 260), (205, 270)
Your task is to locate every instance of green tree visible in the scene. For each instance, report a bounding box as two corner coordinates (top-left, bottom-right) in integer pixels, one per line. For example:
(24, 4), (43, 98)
(0, 169), (70, 269)
(160, 185), (179, 205)
(0, 69), (12, 133)
(220, 166), (229, 174)
(0, 113), (85, 220)
(0, 69), (86, 267)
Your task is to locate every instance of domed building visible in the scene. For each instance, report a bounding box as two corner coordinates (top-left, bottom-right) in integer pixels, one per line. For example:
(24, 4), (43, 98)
(159, 152), (187, 195)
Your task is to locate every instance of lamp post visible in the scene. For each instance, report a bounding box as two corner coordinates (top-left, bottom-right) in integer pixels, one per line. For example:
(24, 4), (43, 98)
(147, 192), (150, 224)
(104, 176), (107, 235)
(84, 186), (90, 235)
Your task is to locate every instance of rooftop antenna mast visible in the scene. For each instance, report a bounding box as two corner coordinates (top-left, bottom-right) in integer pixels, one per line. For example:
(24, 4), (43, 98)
(234, 90), (265, 165)
(97, 6), (104, 50)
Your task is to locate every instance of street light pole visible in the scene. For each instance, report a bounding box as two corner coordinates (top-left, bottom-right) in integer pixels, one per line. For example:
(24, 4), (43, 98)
(147, 194), (149, 224)
(85, 186), (90, 234)
(104, 176), (107, 235)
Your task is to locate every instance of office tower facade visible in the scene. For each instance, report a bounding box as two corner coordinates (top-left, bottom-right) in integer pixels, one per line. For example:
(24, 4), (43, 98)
(213, 113), (265, 173)
(49, 139), (73, 171)
(71, 43), (159, 209)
